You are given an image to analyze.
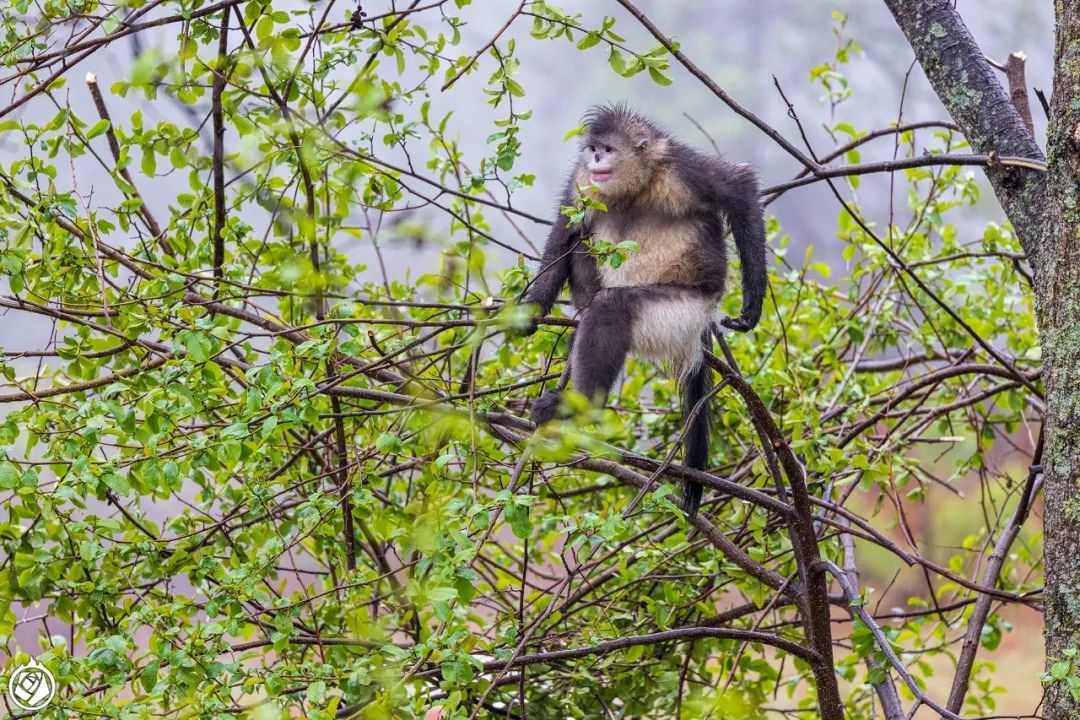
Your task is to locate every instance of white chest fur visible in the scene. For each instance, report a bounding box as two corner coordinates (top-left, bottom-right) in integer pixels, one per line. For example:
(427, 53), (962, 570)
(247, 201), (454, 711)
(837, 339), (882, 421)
(629, 292), (716, 375)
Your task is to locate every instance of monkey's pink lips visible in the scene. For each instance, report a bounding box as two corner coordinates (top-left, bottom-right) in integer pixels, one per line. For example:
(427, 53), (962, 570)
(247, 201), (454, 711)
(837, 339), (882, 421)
(590, 170), (614, 183)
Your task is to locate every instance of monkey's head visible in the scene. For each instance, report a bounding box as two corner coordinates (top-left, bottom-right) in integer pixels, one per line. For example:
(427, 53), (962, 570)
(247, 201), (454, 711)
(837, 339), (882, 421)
(579, 105), (667, 199)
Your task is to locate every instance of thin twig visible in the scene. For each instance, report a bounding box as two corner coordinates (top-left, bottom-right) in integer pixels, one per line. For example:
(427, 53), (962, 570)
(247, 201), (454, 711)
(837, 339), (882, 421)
(211, 10), (231, 291)
(440, 0), (526, 91)
(85, 72), (171, 255)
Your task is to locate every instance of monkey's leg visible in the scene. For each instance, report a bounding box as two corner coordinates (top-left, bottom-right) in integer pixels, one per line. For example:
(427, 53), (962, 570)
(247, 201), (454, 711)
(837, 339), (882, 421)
(620, 286), (717, 517)
(569, 288), (635, 407)
(531, 333), (575, 426)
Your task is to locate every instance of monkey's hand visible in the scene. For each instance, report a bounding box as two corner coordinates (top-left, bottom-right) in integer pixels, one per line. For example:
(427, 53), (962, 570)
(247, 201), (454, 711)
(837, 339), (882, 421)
(720, 316), (754, 333)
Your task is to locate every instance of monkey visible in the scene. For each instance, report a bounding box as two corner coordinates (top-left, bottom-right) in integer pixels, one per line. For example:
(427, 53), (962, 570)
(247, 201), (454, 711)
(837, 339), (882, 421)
(515, 105), (767, 517)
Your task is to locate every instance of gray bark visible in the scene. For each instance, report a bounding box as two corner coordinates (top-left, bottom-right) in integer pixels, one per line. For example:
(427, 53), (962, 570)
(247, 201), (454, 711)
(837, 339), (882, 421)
(883, 0), (1046, 261)
(1041, 3), (1080, 719)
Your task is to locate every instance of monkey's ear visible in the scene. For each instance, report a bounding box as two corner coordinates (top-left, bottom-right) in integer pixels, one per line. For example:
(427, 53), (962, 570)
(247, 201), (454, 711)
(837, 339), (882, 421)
(635, 138), (650, 150)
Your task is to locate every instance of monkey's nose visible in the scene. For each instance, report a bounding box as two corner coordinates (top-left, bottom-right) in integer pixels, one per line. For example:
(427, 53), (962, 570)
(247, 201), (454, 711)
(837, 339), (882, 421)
(594, 153), (601, 162)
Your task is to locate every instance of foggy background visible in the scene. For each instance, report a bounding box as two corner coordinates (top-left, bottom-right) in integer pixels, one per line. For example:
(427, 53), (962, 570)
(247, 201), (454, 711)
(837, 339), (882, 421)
(0, 1), (1056, 359)
(0, 1), (1055, 702)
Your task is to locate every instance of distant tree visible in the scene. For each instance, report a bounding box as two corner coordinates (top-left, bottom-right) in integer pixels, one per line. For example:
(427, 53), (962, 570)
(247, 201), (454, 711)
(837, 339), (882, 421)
(0, 1), (1071, 719)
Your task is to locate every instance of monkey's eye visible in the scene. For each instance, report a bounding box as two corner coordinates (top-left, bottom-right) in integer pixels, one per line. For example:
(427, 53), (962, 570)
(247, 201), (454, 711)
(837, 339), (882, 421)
(605, 146), (613, 153)
(586, 145), (595, 153)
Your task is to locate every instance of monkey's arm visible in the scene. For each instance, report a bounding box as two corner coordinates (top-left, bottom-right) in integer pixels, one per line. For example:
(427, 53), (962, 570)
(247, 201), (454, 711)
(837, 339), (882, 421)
(517, 212), (578, 336)
(713, 162), (767, 331)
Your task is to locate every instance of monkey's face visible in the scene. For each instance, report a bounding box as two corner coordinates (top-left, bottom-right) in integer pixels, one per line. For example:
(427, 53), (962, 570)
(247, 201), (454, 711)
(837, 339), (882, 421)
(580, 133), (654, 199)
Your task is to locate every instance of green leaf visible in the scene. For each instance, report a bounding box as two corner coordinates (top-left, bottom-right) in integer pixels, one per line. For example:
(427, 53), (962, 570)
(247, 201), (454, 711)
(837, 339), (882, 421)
(131, 51), (159, 86)
(256, 16), (274, 42)
(86, 119), (111, 140)
(576, 32), (601, 50)
(376, 433), (402, 453)
(504, 78), (525, 97)
(608, 48), (626, 75)
(169, 146), (186, 169)
(141, 149), (157, 176)
(140, 661), (159, 692)
(0, 462), (18, 490)
(647, 66), (672, 86)
(185, 333), (212, 363)
(104, 471), (131, 497)
(504, 502), (531, 539)
(428, 586), (457, 603)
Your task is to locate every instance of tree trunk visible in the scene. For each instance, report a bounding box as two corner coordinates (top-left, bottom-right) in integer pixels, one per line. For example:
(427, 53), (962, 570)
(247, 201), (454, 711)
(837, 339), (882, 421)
(1042, 3), (1080, 718)
(883, 2), (1080, 718)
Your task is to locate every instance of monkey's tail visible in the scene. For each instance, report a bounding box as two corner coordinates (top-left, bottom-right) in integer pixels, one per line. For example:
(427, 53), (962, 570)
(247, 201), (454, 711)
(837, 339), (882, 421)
(679, 342), (713, 518)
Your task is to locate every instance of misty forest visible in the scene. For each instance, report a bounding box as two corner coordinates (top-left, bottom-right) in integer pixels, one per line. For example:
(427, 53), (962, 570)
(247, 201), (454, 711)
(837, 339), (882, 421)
(1, 1), (1079, 719)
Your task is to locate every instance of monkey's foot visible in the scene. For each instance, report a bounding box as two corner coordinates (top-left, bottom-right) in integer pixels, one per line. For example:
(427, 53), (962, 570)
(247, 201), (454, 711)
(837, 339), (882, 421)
(530, 391), (562, 426)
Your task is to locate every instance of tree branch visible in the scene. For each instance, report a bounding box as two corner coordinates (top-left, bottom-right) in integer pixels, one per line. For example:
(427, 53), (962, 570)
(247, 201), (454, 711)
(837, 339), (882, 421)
(882, 0), (1046, 258)
(614, 0), (819, 171)
(838, 529), (904, 720)
(761, 151), (1045, 196)
(946, 433), (1044, 713)
(211, 10), (230, 291)
(1004, 51), (1035, 136)
(817, 560), (963, 720)
(703, 351), (845, 720)
(85, 72), (170, 256)
(417, 625), (821, 677)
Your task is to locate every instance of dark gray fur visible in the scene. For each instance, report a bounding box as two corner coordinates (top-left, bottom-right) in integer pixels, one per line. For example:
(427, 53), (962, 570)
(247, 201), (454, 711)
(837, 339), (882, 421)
(520, 106), (768, 517)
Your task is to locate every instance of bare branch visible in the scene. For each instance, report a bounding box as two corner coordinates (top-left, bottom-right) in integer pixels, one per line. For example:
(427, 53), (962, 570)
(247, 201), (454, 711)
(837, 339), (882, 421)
(211, 11), (231, 291)
(818, 560), (963, 720)
(1005, 52), (1036, 136)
